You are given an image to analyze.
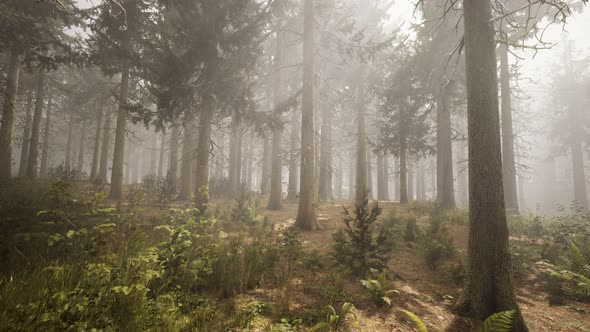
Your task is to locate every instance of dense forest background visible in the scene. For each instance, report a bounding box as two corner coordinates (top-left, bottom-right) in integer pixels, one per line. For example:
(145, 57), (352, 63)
(1, 0), (590, 331)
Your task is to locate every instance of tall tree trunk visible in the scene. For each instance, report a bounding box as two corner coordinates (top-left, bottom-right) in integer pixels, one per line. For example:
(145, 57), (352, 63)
(167, 122), (180, 193)
(394, 156), (400, 202)
(40, 95), (53, 177)
(0, 46), (21, 178)
(335, 155), (343, 199)
(355, 74), (368, 207)
(149, 131), (158, 175)
(295, 0), (318, 230)
(367, 150), (373, 200)
(99, 114), (112, 182)
(454, 0), (527, 329)
(348, 155), (355, 200)
(436, 89), (456, 209)
(178, 114), (195, 200)
(407, 161), (414, 201)
(194, 101), (214, 212)
(76, 123), (86, 178)
(18, 89), (34, 177)
(399, 141), (408, 204)
(229, 113), (242, 198)
(457, 141), (468, 205)
(90, 106), (104, 180)
(260, 136), (271, 195)
(500, 45), (519, 214)
(246, 130), (254, 191)
(287, 108), (299, 200)
(569, 116), (588, 210)
(377, 151), (384, 200)
(125, 140), (132, 184)
(158, 132), (167, 178)
(269, 28), (285, 208)
(418, 163), (426, 201)
(109, 65), (130, 199)
(319, 106), (333, 202)
(383, 153), (390, 200)
(25, 72), (45, 178)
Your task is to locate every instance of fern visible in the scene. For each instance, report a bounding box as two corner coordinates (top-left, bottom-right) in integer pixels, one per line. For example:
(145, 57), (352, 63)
(482, 310), (515, 332)
(401, 310), (428, 332)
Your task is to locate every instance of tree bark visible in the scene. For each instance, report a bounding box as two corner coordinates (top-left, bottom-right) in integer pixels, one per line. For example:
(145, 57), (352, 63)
(178, 113), (195, 200)
(269, 28), (285, 208)
(194, 101), (214, 212)
(158, 132), (167, 178)
(109, 65), (130, 199)
(229, 112), (242, 198)
(377, 151), (384, 200)
(40, 95), (53, 177)
(436, 89), (456, 209)
(260, 136), (271, 195)
(394, 156), (400, 202)
(319, 105), (333, 202)
(399, 142), (408, 204)
(355, 75), (368, 207)
(90, 106), (104, 180)
(76, 123), (86, 178)
(99, 114), (112, 182)
(383, 153), (390, 201)
(407, 161), (414, 201)
(0, 46), (21, 178)
(287, 108), (299, 200)
(25, 72), (45, 178)
(500, 44), (519, 214)
(18, 89), (34, 177)
(295, 0), (318, 230)
(167, 121), (180, 193)
(454, 0), (527, 329)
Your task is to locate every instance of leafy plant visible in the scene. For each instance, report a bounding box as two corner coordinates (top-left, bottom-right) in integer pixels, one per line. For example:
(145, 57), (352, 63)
(401, 310), (428, 332)
(482, 310), (516, 332)
(360, 269), (399, 306)
(331, 192), (393, 276)
(310, 302), (359, 332)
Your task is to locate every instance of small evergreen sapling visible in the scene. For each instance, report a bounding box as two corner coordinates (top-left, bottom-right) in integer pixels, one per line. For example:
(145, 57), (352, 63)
(332, 191), (393, 276)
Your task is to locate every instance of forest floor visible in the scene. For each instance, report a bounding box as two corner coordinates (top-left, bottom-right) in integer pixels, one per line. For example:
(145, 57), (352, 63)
(1, 180), (589, 331)
(249, 200), (590, 332)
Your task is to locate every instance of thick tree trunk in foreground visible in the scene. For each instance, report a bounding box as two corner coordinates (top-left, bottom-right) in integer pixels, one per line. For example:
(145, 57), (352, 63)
(295, 0), (318, 230)
(436, 90), (456, 209)
(178, 114), (195, 201)
(40, 95), (53, 177)
(110, 66), (130, 199)
(25, 72), (45, 179)
(455, 0), (527, 329)
(99, 115), (112, 182)
(194, 103), (213, 212)
(18, 90), (34, 177)
(0, 47), (21, 178)
(90, 107), (104, 180)
(318, 106), (333, 202)
(500, 45), (519, 214)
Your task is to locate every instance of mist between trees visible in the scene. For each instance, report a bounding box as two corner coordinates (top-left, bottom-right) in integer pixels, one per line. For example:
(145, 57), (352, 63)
(1, 0), (590, 331)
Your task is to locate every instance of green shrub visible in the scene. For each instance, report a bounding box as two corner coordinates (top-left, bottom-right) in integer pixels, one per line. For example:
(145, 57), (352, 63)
(331, 193), (393, 276)
(404, 217), (419, 242)
(360, 269), (399, 306)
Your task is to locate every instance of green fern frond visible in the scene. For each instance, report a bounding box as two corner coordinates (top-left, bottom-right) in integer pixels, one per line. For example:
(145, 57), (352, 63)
(482, 310), (515, 332)
(568, 243), (590, 275)
(401, 310), (428, 332)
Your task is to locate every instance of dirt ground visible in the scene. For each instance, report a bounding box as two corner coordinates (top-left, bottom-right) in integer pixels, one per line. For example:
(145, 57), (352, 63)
(253, 200), (590, 332)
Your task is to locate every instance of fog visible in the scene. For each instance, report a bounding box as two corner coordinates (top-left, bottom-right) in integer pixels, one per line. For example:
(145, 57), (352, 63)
(2, 0), (590, 330)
